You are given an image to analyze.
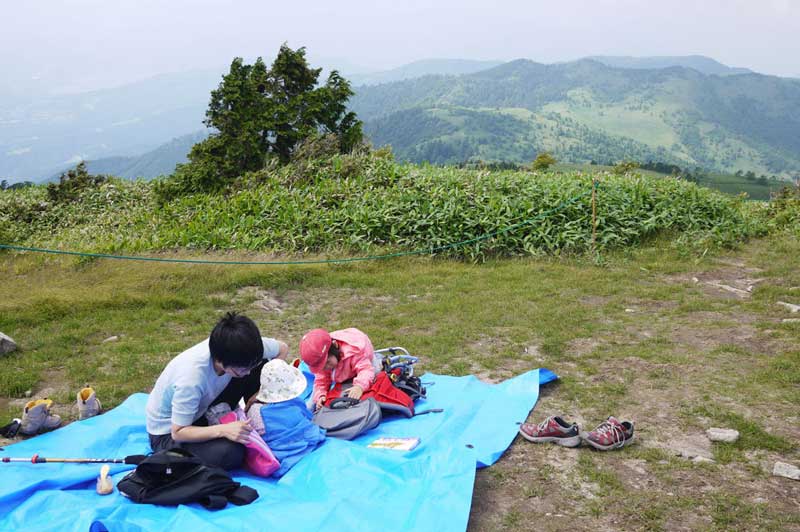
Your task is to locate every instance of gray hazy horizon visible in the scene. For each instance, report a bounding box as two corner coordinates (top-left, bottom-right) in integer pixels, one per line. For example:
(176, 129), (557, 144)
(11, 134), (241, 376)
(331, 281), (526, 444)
(3, 0), (799, 95)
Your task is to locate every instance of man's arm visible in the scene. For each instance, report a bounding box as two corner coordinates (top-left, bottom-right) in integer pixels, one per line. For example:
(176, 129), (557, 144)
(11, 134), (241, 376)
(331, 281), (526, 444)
(169, 383), (250, 444)
(263, 338), (289, 361)
(275, 341), (289, 360)
(171, 422), (251, 444)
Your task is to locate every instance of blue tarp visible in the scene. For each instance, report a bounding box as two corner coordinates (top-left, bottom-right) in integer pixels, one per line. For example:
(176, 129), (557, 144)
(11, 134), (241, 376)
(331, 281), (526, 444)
(0, 369), (555, 532)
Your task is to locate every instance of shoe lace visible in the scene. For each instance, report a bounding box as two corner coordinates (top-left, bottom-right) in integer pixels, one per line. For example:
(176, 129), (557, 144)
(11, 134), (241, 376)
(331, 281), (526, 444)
(537, 416), (555, 433)
(593, 420), (625, 447)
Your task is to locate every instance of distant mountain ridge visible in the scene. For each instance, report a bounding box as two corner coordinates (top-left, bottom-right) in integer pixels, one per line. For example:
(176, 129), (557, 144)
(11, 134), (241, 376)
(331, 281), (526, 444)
(2, 59), (504, 182)
(351, 58), (800, 175)
(588, 55), (753, 76)
(1, 69), (221, 182)
(347, 59), (503, 86)
(3, 55), (798, 182)
(45, 131), (208, 182)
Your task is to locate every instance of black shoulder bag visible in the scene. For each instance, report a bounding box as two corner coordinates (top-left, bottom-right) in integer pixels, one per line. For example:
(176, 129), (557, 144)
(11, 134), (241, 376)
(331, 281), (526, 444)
(117, 448), (258, 509)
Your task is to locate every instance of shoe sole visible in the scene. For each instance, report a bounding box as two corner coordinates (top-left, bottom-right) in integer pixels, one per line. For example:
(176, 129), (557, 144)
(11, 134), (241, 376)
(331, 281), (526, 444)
(583, 433), (635, 451)
(518, 430), (582, 447)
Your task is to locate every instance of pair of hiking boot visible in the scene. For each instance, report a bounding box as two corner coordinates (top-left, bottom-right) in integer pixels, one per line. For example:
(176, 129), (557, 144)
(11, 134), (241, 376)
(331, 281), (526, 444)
(519, 415), (635, 450)
(18, 386), (102, 436)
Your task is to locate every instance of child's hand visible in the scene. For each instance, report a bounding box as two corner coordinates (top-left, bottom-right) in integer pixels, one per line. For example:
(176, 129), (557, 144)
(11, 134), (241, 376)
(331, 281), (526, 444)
(345, 385), (363, 400)
(316, 396), (327, 410)
(244, 393), (259, 411)
(220, 420), (252, 444)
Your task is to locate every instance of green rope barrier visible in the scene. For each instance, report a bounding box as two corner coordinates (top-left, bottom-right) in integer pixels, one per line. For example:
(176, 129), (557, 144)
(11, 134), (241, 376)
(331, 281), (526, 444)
(0, 184), (596, 266)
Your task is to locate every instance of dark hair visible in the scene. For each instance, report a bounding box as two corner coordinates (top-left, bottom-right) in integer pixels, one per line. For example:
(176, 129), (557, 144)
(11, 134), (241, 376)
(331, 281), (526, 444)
(209, 312), (263, 367)
(328, 341), (341, 361)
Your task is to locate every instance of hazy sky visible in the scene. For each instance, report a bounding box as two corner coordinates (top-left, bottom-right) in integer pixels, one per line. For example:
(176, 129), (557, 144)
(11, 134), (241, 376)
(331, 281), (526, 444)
(3, 0), (799, 93)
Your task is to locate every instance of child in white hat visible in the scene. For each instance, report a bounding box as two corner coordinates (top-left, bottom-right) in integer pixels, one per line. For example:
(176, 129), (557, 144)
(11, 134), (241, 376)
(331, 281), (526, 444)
(246, 359), (326, 477)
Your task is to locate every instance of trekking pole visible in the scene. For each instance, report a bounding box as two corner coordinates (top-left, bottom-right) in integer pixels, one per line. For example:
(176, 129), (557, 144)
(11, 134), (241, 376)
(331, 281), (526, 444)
(1, 453), (146, 465)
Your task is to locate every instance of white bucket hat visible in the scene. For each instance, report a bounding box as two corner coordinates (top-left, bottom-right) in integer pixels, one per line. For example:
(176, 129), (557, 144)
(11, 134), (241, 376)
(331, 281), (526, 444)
(255, 359), (307, 403)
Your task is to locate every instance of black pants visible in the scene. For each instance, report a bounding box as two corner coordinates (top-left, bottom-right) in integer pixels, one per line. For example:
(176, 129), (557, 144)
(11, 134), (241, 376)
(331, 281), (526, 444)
(148, 361), (265, 470)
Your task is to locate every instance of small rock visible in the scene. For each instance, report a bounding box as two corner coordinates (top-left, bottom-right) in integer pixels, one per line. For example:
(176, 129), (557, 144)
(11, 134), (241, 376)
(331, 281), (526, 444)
(693, 456), (715, 464)
(691, 277), (699, 283)
(753, 497), (768, 504)
(24, 389), (32, 398)
(772, 462), (800, 480)
(0, 332), (18, 355)
(789, 287), (800, 292)
(707, 427), (740, 443)
(625, 308), (636, 313)
(777, 301), (800, 313)
(102, 335), (119, 343)
(783, 319), (800, 324)
(666, 434), (714, 460)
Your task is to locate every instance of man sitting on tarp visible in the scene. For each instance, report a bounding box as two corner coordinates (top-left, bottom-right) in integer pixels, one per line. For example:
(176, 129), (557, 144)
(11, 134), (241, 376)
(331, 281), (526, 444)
(145, 312), (288, 470)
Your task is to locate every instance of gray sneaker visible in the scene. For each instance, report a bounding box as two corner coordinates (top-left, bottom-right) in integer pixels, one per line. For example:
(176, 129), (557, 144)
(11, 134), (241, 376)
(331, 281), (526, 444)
(20, 399), (62, 435)
(77, 386), (102, 420)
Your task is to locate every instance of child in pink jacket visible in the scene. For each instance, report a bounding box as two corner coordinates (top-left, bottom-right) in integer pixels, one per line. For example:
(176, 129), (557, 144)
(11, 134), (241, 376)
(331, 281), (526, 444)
(300, 328), (376, 410)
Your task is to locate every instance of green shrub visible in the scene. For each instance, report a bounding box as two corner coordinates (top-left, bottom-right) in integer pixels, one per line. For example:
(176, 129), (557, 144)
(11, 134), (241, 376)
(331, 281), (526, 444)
(766, 183), (800, 230)
(0, 163), (774, 260)
(613, 160), (640, 175)
(532, 152), (557, 171)
(47, 162), (107, 203)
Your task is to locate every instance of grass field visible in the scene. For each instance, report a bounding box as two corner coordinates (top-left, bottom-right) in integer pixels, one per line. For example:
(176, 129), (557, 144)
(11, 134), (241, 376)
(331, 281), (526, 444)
(2, 231), (799, 530)
(552, 163), (789, 201)
(699, 172), (789, 201)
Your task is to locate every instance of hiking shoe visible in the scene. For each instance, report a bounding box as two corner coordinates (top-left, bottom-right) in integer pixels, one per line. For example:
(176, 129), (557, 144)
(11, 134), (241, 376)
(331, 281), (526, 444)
(0, 418), (22, 438)
(583, 416), (635, 450)
(20, 399), (62, 435)
(77, 386), (102, 420)
(519, 416), (581, 447)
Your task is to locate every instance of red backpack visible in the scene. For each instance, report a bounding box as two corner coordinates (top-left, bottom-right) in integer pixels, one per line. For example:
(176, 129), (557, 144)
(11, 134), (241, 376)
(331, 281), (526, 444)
(326, 371), (416, 417)
(325, 348), (440, 418)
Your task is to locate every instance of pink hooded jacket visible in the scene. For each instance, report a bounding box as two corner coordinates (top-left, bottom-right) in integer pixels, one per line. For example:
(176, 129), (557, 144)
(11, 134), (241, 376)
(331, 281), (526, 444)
(311, 328), (375, 404)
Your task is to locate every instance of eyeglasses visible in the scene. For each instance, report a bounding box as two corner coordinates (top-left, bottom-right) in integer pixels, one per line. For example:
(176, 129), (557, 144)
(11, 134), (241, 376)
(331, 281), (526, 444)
(226, 359), (262, 377)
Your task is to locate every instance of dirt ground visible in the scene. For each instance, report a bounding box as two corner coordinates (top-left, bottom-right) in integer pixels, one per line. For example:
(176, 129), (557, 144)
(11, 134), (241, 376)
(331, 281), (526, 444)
(466, 249), (800, 531)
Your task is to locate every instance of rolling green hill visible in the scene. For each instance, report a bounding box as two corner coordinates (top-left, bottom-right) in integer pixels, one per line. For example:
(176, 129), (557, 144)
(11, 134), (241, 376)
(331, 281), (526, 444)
(352, 59), (800, 177)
